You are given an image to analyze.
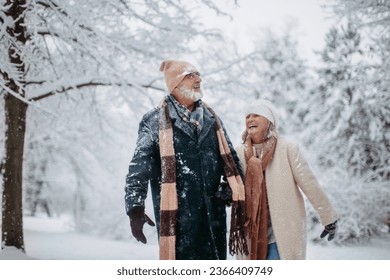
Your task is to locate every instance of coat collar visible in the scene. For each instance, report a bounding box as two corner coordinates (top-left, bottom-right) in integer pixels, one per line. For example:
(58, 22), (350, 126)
(166, 96), (215, 143)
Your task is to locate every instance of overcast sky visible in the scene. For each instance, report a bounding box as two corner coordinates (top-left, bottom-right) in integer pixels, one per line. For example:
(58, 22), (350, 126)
(204, 0), (337, 64)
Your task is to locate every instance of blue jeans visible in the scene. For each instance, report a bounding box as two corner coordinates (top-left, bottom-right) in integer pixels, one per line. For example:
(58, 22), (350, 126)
(266, 242), (280, 260)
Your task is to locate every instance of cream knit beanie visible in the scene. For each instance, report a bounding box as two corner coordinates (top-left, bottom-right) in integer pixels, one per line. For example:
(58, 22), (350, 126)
(245, 99), (277, 125)
(160, 60), (198, 93)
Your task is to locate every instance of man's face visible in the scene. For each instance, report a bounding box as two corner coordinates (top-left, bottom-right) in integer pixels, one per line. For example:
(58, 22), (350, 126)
(177, 72), (203, 101)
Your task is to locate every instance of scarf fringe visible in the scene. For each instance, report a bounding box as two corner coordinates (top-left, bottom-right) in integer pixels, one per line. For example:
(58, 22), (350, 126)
(203, 102), (249, 256)
(229, 200), (249, 256)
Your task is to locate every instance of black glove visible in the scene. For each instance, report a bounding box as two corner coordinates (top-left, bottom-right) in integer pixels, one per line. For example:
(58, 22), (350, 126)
(129, 207), (155, 244)
(320, 220), (337, 241)
(215, 181), (232, 206)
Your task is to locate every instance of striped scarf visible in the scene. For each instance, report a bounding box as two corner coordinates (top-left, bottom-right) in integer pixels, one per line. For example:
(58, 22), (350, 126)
(158, 97), (248, 259)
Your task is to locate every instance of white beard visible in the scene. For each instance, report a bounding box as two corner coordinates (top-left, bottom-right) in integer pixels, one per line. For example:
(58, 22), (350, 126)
(178, 85), (203, 101)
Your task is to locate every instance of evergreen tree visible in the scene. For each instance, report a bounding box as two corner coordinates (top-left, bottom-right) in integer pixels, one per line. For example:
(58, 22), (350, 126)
(248, 27), (311, 136)
(304, 22), (365, 175)
(305, 17), (390, 181)
(302, 20), (390, 242)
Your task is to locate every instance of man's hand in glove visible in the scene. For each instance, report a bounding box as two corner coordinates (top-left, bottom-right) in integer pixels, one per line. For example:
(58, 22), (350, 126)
(215, 181), (232, 206)
(320, 220), (338, 241)
(129, 207), (155, 244)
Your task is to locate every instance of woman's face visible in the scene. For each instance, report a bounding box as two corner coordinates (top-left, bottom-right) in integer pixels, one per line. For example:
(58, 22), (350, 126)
(246, 114), (270, 144)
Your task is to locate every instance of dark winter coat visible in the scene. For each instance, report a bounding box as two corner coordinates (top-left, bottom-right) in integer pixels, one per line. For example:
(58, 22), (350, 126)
(125, 97), (241, 260)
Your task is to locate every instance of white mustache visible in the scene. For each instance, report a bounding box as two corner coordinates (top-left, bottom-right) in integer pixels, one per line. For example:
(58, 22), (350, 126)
(179, 85), (203, 101)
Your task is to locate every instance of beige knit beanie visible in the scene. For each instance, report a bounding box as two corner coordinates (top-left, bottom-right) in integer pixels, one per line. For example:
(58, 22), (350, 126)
(159, 60), (198, 93)
(245, 99), (277, 125)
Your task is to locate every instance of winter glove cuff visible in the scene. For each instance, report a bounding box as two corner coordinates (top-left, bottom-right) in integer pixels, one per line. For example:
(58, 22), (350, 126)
(215, 181), (232, 206)
(129, 207), (155, 244)
(320, 220), (338, 241)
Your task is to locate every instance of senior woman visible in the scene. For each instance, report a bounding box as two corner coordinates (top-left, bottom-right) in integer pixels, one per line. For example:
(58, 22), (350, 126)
(236, 99), (338, 260)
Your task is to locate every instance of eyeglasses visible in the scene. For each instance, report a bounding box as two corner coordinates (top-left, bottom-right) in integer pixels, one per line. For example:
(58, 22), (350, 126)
(184, 72), (201, 79)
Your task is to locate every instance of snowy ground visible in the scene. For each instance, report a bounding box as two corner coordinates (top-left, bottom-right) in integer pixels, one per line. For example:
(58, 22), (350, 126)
(1, 215), (390, 260)
(1, 216), (389, 280)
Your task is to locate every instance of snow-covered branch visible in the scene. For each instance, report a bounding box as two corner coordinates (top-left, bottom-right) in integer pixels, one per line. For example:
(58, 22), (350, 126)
(28, 78), (164, 102)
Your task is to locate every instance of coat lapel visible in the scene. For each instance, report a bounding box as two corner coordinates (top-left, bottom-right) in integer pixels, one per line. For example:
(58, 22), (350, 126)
(166, 98), (215, 143)
(198, 105), (215, 145)
(167, 100), (197, 141)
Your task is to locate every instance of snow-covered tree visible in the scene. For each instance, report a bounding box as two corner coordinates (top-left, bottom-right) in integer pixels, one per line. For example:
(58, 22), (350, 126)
(246, 26), (311, 136)
(324, 0), (390, 89)
(302, 19), (390, 242)
(303, 22), (365, 172)
(0, 0), (241, 251)
(306, 7), (390, 181)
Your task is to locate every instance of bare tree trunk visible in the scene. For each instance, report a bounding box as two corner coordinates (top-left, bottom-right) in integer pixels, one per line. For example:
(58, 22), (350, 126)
(1, 0), (27, 251)
(2, 95), (27, 251)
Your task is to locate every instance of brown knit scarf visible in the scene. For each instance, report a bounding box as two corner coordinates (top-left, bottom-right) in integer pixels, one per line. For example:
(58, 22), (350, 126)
(244, 136), (276, 260)
(203, 102), (248, 257)
(158, 97), (248, 259)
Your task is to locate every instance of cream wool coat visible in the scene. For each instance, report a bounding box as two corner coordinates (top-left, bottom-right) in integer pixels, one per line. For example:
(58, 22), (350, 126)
(236, 137), (338, 260)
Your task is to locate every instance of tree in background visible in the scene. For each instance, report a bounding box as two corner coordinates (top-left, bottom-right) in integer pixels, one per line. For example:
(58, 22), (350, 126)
(303, 22), (369, 176)
(0, 0), (242, 252)
(248, 25), (311, 136)
(313, 1), (390, 181)
(190, 25), (311, 145)
(302, 16), (390, 242)
(327, 0), (390, 90)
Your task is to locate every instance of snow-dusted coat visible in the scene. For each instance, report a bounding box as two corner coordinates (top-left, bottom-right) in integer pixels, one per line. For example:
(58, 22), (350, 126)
(236, 137), (338, 259)
(125, 97), (240, 260)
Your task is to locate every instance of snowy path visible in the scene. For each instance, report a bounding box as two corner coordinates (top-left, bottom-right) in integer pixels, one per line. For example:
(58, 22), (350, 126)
(1, 216), (390, 260)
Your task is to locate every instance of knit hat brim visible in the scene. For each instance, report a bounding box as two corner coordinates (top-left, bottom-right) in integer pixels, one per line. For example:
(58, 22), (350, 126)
(245, 99), (276, 125)
(160, 60), (198, 93)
